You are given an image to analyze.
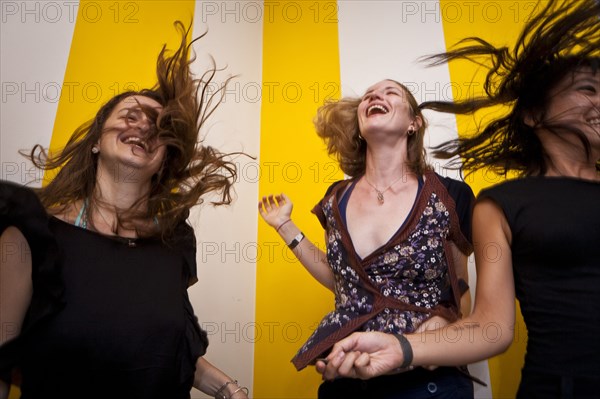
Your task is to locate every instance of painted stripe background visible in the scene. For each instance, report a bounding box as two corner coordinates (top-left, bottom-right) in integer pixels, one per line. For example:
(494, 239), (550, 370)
(0, 1), (533, 398)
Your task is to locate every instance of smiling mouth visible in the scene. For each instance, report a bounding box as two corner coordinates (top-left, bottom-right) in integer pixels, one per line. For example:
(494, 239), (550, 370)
(367, 104), (389, 116)
(589, 117), (600, 126)
(121, 136), (148, 152)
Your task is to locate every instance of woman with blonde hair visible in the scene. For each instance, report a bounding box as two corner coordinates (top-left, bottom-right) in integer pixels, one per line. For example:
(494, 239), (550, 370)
(260, 78), (476, 398)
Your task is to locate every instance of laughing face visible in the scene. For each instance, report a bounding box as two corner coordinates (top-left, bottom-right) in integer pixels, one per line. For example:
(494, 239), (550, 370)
(96, 95), (166, 180)
(544, 67), (600, 153)
(357, 80), (420, 139)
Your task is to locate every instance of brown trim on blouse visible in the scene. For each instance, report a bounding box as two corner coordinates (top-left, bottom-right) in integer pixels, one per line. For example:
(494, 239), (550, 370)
(295, 171), (466, 370)
(429, 173), (473, 256)
(426, 172), (472, 317)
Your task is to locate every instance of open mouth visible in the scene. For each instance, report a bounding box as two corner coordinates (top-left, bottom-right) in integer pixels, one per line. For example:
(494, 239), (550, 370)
(120, 135), (148, 152)
(367, 104), (389, 117)
(588, 117), (600, 126)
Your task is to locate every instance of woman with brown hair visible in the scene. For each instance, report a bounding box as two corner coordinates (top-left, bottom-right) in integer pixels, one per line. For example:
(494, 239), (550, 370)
(0, 23), (249, 399)
(317, 0), (599, 397)
(259, 79), (476, 398)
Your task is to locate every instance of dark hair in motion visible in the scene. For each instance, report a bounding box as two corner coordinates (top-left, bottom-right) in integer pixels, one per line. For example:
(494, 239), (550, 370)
(28, 22), (241, 238)
(420, 0), (599, 176)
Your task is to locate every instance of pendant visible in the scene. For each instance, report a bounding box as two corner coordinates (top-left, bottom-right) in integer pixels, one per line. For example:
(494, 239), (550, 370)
(376, 191), (384, 204)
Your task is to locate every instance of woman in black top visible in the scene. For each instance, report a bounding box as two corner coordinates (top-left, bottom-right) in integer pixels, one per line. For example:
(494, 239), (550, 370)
(0, 23), (249, 399)
(317, 0), (600, 397)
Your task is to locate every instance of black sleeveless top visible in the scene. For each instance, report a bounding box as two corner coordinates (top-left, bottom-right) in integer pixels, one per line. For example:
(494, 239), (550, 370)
(479, 177), (600, 382)
(0, 181), (208, 399)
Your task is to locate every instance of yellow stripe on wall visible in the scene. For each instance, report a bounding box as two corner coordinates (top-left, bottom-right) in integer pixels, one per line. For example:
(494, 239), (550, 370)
(46, 0), (195, 182)
(439, 1), (530, 397)
(255, 1), (343, 397)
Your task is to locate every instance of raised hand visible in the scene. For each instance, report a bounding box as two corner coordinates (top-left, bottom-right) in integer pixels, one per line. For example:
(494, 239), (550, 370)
(258, 193), (293, 229)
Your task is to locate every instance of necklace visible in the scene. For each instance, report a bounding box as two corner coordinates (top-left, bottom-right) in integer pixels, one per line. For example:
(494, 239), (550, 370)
(363, 175), (404, 204)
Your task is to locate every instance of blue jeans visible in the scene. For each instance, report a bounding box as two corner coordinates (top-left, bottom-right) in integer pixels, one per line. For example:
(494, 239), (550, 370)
(318, 367), (474, 399)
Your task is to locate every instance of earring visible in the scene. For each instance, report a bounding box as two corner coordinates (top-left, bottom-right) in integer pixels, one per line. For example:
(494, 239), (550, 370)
(407, 129), (416, 136)
(358, 133), (364, 141)
(91, 146), (99, 154)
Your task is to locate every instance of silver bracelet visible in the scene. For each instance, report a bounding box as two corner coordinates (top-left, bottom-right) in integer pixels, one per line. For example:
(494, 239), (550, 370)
(228, 386), (249, 399)
(215, 380), (237, 399)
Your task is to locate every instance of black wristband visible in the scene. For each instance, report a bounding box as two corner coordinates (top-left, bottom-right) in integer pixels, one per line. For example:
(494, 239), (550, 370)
(394, 334), (414, 369)
(287, 232), (305, 250)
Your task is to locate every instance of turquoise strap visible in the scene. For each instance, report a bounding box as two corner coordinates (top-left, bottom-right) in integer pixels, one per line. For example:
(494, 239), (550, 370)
(75, 199), (158, 229)
(74, 199), (88, 229)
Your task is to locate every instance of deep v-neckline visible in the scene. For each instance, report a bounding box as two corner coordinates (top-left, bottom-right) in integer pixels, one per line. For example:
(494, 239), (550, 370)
(335, 174), (426, 262)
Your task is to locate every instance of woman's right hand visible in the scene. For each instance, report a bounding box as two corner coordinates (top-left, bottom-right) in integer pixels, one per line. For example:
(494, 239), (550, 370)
(258, 193), (335, 290)
(258, 193), (293, 229)
(316, 332), (405, 380)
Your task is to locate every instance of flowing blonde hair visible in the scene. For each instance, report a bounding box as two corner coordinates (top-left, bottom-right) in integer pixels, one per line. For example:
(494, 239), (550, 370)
(314, 80), (429, 177)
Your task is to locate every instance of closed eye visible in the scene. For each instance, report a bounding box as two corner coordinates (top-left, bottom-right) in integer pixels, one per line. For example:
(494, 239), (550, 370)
(362, 93), (374, 101)
(578, 85), (597, 93)
(124, 109), (144, 123)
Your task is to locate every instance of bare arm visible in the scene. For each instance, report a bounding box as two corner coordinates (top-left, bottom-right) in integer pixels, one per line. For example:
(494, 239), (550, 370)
(412, 199), (515, 365)
(318, 199), (516, 379)
(258, 193), (334, 291)
(0, 227), (34, 399)
(193, 357), (249, 398)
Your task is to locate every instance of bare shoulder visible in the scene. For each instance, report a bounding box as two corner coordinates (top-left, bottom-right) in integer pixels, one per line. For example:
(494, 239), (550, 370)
(473, 198), (512, 245)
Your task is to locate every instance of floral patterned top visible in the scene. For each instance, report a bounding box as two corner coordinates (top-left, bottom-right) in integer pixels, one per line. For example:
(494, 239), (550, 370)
(292, 171), (474, 370)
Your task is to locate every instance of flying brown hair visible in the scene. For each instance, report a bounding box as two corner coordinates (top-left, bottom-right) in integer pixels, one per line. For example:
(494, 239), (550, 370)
(28, 22), (241, 239)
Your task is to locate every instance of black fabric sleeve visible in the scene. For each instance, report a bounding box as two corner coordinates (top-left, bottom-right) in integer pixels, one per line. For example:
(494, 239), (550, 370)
(173, 214), (209, 366)
(476, 184), (515, 230)
(439, 176), (476, 245)
(0, 181), (64, 382)
(172, 215), (198, 287)
(311, 179), (346, 229)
